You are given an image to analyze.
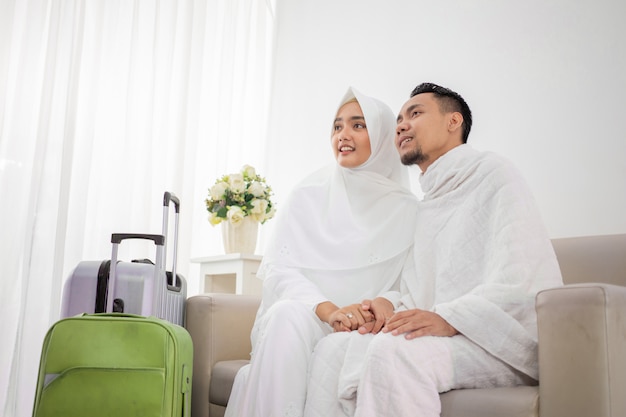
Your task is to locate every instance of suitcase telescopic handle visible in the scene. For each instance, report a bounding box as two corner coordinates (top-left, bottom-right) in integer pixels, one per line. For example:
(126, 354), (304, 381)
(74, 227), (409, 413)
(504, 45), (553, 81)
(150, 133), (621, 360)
(162, 192), (180, 286)
(163, 191), (180, 213)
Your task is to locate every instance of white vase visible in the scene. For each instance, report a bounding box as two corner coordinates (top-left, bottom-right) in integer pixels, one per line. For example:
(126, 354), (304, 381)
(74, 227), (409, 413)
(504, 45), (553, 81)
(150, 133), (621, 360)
(221, 216), (259, 254)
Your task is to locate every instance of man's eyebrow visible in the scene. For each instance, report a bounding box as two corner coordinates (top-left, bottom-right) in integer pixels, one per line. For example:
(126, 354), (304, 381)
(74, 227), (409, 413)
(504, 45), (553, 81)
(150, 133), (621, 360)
(397, 103), (423, 122)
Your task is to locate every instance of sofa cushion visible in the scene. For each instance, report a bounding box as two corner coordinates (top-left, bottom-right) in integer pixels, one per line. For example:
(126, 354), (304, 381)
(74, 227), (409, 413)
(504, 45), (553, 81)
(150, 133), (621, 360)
(551, 234), (626, 286)
(210, 360), (540, 417)
(210, 360), (250, 407)
(441, 386), (539, 417)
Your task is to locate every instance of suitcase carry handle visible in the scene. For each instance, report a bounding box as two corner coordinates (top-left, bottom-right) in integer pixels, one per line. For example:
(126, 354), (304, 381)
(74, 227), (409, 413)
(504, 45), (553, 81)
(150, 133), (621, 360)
(107, 233), (165, 315)
(85, 312), (148, 319)
(111, 233), (165, 245)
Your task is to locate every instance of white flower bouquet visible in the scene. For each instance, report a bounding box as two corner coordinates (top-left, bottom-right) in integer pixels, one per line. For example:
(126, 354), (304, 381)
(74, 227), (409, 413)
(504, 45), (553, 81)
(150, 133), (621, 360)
(205, 164), (276, 226)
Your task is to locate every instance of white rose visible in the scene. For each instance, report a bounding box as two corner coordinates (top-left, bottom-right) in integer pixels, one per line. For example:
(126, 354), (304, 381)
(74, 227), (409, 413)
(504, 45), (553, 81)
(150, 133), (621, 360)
(248, 181), (266, 198)
(229, 173), (245, 194)
(227, 206), (245, 225)
(250, 198), (268, 214)
(210, 181), (229, 200)
(241, 165), (256, 178)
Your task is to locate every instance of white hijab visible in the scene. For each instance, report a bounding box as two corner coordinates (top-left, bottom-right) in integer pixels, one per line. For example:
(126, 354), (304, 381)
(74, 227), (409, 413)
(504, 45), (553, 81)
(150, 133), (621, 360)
(258, 87), (418, 274)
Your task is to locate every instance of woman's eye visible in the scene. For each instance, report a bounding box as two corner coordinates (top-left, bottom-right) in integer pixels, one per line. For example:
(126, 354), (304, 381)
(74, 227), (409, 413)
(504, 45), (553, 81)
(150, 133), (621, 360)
(412, 111), (420, 117)
(333, 125), (341, 131)
(354, 123), (365, 129)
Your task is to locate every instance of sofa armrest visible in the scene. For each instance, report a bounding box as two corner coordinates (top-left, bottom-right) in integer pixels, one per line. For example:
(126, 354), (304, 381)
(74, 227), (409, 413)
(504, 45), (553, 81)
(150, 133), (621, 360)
(536, 283), (626, 417)
(185, 293), (261, 417)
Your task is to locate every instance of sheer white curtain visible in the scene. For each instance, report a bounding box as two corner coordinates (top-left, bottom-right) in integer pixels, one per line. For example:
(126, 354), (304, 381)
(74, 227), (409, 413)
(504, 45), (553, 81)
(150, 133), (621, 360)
(0, 0), (276, 415)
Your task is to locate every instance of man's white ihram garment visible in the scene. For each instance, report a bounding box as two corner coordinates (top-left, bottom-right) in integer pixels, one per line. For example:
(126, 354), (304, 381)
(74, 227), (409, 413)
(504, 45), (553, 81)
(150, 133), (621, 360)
(304, 144), (563, 417)
(224, 87), (418, 417)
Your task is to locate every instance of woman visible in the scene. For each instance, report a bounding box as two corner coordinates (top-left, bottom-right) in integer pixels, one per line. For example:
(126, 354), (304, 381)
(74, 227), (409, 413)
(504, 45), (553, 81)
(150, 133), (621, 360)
(224, 87), (418, 417)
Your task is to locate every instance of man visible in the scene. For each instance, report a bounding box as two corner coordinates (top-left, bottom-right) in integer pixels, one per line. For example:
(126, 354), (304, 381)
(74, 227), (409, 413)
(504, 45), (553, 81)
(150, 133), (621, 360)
(303, 83), (563, 417)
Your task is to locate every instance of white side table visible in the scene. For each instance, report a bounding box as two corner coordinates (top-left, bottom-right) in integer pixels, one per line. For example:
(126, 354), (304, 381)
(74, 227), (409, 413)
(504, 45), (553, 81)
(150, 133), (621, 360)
(191, 253), (263, 295)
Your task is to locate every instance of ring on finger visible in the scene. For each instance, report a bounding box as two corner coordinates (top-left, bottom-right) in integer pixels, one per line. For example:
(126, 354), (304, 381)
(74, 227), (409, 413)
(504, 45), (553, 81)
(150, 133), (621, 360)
(346, 312), (354, 319)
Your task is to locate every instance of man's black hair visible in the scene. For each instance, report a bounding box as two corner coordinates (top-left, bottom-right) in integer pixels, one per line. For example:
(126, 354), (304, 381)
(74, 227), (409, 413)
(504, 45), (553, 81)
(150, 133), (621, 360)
(411, 83), (472, 143)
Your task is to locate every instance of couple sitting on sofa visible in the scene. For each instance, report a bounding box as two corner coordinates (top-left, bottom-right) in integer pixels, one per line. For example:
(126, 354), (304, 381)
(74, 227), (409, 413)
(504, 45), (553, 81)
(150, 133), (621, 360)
(224, 83), (563, 417)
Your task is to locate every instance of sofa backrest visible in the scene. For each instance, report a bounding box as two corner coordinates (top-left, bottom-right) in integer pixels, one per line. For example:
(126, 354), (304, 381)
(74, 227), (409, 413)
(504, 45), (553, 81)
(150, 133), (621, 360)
(551, 234), (626, 287)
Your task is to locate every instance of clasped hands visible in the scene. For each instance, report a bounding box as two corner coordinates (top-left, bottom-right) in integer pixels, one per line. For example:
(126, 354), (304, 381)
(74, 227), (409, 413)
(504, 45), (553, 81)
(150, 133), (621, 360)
(326, 297), (458, 339)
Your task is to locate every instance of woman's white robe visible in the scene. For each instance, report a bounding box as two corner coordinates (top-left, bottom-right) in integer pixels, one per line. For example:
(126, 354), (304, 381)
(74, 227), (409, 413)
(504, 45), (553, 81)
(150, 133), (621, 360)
(224, 87), (418, 417)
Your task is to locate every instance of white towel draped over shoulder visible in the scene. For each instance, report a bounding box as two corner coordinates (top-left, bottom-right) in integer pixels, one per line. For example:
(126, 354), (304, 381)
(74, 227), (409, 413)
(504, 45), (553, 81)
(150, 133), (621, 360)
(401, 144), (563, 379)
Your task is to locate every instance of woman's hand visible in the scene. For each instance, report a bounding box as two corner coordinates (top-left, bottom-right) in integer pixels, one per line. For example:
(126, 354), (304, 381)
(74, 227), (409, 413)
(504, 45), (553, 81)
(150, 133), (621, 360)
(357, 297), (394, 334)
(323, 303), (374, 332)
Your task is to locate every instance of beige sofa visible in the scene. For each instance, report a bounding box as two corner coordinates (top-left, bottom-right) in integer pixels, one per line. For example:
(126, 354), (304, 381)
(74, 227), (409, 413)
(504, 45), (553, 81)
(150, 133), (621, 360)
(185, 234), (626, 417)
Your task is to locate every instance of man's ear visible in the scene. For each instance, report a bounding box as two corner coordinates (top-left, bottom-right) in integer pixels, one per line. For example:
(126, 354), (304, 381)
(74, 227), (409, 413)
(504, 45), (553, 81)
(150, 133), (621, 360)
(447, 112), (464, 134)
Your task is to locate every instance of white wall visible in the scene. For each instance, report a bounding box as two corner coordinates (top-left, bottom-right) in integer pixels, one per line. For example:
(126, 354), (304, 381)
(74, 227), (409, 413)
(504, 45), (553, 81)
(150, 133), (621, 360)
(263, 0), (626, 240)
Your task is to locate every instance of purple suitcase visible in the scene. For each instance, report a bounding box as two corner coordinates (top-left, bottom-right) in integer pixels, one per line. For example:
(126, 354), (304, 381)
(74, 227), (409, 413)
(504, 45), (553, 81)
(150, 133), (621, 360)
(60, 192), (186, 325)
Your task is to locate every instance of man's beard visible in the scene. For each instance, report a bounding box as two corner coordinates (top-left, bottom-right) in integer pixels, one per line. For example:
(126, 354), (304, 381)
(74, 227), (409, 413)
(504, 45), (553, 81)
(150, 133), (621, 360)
(400, 146), (428, 166)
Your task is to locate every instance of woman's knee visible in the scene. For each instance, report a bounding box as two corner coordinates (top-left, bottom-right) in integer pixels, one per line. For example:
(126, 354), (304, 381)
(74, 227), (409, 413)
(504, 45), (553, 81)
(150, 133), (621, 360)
(252, 300), (325, 354)
(267, 299), (310, 317)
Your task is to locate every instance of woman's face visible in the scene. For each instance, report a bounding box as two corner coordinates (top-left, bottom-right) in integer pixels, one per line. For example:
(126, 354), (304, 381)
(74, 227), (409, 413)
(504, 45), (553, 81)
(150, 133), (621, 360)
(331, 100), (372, 168)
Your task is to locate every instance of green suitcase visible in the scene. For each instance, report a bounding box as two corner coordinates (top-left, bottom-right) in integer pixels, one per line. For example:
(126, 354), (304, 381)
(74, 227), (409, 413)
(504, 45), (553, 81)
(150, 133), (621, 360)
(32, 313), (192, 417)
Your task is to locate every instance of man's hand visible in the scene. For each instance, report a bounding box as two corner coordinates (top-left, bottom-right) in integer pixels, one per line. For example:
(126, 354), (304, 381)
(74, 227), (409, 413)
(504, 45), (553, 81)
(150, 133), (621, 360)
(383, 309), (458, 339)
(358, 297), (394, 335)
